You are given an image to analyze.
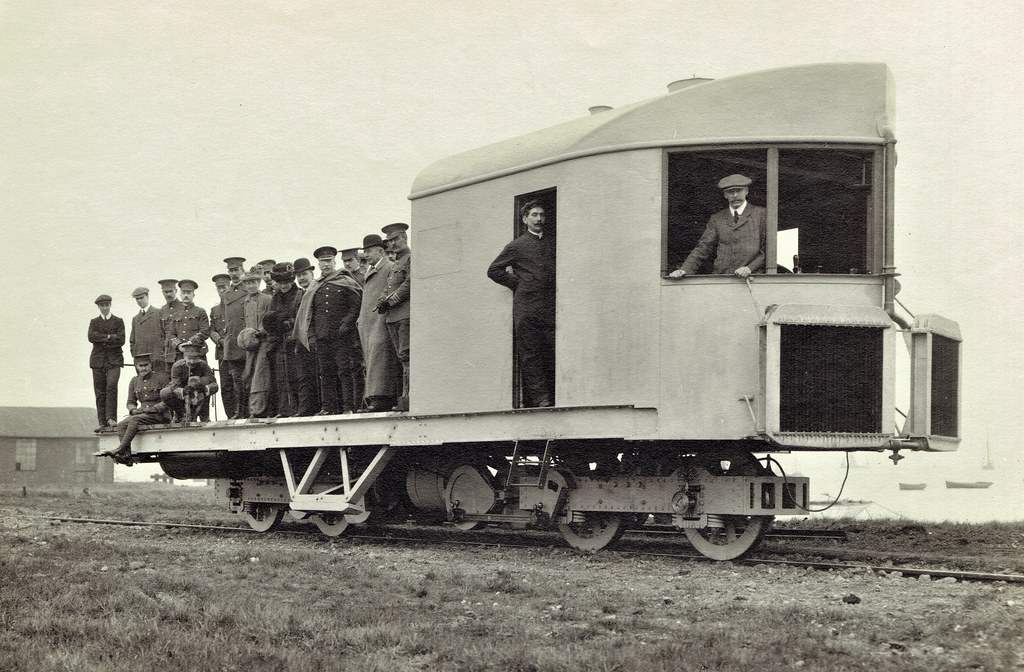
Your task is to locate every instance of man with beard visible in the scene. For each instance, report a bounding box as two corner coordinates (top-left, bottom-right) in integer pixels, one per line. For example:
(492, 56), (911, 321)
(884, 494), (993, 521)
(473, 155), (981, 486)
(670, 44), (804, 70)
(265, 262), (316, 416)
(129, 287), (161, 372)
(220, 257), (249, 418)
(294, 246), (362, 414)
(357, 234), (400, 412)
(379, 222), (411, 411)
(88, 294), (125, 431)
(209, 273), (234, 419)
(156, 278), (183, 375)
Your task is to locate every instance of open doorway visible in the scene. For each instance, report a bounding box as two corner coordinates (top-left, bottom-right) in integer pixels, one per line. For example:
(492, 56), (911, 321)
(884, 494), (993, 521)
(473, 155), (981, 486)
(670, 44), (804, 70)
(512, 188), (556, 408)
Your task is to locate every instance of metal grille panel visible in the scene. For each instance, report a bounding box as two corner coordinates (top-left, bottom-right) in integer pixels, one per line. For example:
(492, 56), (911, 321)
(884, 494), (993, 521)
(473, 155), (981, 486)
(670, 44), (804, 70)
(779, 326), (883, 433)
(930, 335), (959, 437)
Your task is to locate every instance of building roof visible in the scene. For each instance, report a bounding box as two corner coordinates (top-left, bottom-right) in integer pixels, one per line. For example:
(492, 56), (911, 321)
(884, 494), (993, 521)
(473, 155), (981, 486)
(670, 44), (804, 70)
(410, 62), (894, 199)
(0, 407), (98, 439)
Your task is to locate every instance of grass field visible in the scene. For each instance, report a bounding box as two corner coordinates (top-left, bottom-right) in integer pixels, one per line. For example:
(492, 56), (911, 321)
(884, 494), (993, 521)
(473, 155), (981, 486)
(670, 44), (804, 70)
(2, 483), (1022, 671)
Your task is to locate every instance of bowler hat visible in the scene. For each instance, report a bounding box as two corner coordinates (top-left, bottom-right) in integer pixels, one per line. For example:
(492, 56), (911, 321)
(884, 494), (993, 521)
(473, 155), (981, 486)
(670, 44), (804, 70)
(130, 287), (149, 298)
(717, 174), (752, 190)
(94, 294), (112, 305)
(313, 245), (338, 260)
(362, 234), (385, 249)
(293, 257), (314, 274)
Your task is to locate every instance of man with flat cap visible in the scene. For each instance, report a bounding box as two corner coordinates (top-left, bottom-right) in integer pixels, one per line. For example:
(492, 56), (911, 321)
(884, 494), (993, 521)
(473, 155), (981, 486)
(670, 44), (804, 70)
(209, 273), (234, 418)
(669, 174), (766, 279)
(341, 248), (365, 286)
(241, 270), (274, 416)
(161, 342), (218, 423)
(358, 234), (400, 411)
(129, 287), (162, 373)
(294, 246), (363, 414)
(220, 257), (249, 418)
(258, 260), (276, 296)
(100, 353), (169, 465)
(488, 201), (555, 407)
(379, 222), (412, 411)
(265, 262), (316, 416)
(157, 279), (184, 374)
(88, 295), (125, 430)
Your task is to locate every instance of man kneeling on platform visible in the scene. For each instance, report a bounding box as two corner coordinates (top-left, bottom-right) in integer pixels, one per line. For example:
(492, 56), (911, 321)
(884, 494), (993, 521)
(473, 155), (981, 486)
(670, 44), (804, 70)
(161, 341), (219, 423)
(97, 353), (169, 466)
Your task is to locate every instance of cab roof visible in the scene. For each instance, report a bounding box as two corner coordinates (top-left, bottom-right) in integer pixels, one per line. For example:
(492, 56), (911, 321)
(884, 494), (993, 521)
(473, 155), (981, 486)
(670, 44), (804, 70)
(410, 62), (894, 199)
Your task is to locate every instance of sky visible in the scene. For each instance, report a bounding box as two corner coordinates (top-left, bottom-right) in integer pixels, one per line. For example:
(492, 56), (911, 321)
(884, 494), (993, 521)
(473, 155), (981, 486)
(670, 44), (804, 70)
(2, 1), (1023, 482)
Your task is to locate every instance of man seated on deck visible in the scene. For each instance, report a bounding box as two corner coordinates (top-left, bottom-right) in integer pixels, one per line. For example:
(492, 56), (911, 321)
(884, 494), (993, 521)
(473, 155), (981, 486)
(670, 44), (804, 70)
(98, 353), (170, 465)
(160, 342), (219, 424)
(668, 174), (766, 279)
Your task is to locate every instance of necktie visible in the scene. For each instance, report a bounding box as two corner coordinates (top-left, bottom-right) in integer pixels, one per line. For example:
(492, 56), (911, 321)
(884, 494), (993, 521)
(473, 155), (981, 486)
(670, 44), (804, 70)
(733, 211), (739, 223)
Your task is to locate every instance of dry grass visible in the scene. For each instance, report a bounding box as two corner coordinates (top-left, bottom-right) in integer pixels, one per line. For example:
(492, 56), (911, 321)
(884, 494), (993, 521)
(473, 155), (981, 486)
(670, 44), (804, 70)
(1, 484), (1023, 671)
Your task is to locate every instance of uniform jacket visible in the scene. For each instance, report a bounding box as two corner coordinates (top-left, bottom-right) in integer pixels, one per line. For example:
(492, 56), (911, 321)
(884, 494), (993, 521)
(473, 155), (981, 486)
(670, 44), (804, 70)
(220, 285), (248, 362)
(127, 370), (170, 414)
(487, 231), (555, 325)
(158, 299), (185, 362)
(166, 357), (218, 393)
(680, 204), (766, 275)
(130, 306), (162, 361)
(359, 257), (400, 398)
(88, 315), (125, 369)
(296, 270), (362, 344)
(210, 303), (225, 361)
(382, 249), (410, 323)
(167, 303), (210, 346)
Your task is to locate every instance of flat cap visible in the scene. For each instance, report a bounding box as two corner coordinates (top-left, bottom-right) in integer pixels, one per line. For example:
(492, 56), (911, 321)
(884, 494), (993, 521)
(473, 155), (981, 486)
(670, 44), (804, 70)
(178, 341), (203, 353)
(313, 245), (338, 260)
(177, 279), (198, 290)
(381, 222), (409, 237)
(242, 271), (263, 282)
(717, 174), (752, 190)
(158, 279), (179, 288)
(211, 273), (230, 284)
(258, 259), (276, 268)
(293, 257), (314, 274)
(94, 294), (112, 304)
(340, 247), (360, 260)
(133, 352), (153, 362)
(362, 234), (385, 249)
(223, 257), (246, 268)
(130, 286), (149, 298)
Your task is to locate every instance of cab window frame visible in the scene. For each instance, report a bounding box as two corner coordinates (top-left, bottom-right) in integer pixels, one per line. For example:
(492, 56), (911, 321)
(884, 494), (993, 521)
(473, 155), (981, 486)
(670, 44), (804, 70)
(661, 143), (885, 277)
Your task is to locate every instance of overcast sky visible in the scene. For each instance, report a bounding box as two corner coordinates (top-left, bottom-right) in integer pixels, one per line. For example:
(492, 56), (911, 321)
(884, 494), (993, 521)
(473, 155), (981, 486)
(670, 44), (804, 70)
(1, 1), (1021, 476)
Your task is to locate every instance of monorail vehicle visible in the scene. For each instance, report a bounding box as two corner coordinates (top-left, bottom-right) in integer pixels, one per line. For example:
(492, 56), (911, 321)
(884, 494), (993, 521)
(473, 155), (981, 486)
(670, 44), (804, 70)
(100, 62), (962, 560)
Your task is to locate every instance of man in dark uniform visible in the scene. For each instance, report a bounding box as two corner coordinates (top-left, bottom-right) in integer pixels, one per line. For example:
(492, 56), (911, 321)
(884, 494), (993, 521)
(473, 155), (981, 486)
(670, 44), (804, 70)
(220, 257), (249, 418)
(167, 279), (211, 419)
(358, 234), (400, 412)
(88, 294), (125, 431)
(668, 174), (766, 278)
(487, 200), (556, 407)
(341, 248), (365, 285)
(209, 273), (234, 419)
(295, 246), (362, 414)
(258, 259), (277, 296)
(379, 222), (411, 411)
(99, 353), (169, 465)
(157, 278), (184, 375)
(129, 287), (162, 371)
(265, 262), (317, 416)
(161, 342), (219, 424)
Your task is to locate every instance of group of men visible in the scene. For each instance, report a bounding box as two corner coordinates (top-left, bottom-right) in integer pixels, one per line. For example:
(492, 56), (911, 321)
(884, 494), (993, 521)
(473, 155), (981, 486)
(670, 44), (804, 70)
(91, 223), (412, 464)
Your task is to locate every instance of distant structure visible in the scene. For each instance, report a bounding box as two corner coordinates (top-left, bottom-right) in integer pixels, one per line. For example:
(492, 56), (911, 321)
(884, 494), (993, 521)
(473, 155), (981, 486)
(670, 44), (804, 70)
(0, 407), (114, 485)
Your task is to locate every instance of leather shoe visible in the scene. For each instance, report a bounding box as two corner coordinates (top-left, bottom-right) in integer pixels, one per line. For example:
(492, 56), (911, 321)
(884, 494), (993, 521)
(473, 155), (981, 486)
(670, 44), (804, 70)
(315, 409), (332, 416)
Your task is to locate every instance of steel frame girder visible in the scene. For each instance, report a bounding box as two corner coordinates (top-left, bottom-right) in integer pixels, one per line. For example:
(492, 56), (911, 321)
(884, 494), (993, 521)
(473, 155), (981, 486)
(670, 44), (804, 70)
(280, 445), (395, 514)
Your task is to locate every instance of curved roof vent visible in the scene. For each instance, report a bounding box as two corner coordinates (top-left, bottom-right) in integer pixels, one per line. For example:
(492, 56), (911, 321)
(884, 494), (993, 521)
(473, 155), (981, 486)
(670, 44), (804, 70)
(588, 105), (613, 115)
(667, 77), (713, 93)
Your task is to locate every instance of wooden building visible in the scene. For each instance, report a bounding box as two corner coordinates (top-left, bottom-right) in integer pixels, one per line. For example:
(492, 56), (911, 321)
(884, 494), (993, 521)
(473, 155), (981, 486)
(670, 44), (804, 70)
(0, 407), (114, 485)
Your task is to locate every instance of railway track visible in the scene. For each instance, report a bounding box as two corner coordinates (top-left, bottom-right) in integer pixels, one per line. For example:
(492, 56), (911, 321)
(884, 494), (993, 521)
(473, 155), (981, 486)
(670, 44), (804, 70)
(33, 514), (1022, 585)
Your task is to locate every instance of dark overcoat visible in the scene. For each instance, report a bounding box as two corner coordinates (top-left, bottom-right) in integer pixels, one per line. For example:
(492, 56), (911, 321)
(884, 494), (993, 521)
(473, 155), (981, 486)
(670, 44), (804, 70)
(680, 204), (766, 275)
(220, 286), (248, 362)
(88, 315), (125, 369)
(358, 259), (400, 398)
(129, 305), (162, 360)
(487, 231), (555, 327)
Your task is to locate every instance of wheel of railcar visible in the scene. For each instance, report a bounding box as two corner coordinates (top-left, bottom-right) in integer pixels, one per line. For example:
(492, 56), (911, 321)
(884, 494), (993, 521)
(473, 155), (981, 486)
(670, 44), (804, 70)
(311, 513), (350, 537)
(559, 513), (624, 552)
(242, 504), (284, 532)
(682, 515), (772, 560)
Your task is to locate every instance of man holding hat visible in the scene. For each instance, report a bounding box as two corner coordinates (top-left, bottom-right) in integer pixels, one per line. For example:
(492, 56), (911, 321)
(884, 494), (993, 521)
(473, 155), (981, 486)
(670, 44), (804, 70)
(220, 257), (249, 418)
(129, 287), (162, 374)
(100, 353), (169, 464)
(265, 262), (317, 416)
(209, 273), (235, 417)
(161, 342), (218, 423)
(379, 222), (412, 411)
(341, 248), (365, 285)
(241, 269), (274, 416)
(668, 174), (766, 278)
(88, 295), (125, 430)
(358, 234), (400, 411)
(157, 279), (184, 372)
(294, 245), (363, 414)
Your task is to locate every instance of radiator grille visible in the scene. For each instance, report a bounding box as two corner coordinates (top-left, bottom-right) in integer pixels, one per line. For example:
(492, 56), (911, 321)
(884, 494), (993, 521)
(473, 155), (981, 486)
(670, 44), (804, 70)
(779, 326), (883, 432)
(930, 335), (959, 437)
